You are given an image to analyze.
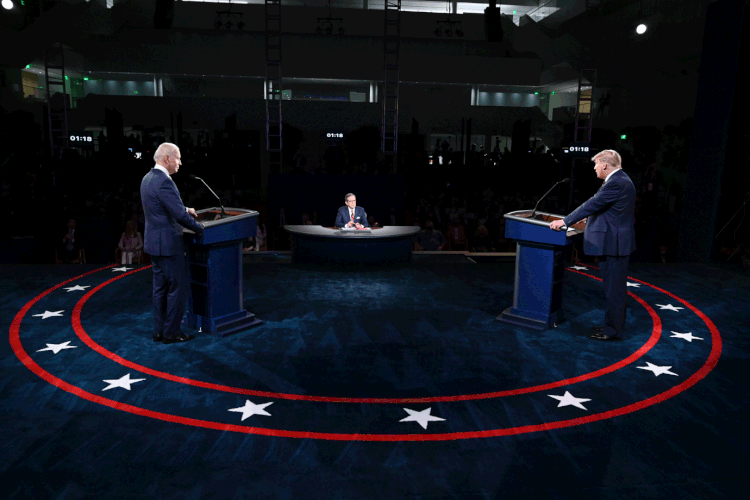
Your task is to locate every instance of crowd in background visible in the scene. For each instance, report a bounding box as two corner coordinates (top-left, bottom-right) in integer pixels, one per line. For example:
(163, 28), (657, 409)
(1, 111), (747, 268)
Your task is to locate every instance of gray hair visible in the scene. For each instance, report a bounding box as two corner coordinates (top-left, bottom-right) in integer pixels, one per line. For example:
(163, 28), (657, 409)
(592, 149), (622, 169)
(154, 142), (179, 163)
(344, 193), (356, 202)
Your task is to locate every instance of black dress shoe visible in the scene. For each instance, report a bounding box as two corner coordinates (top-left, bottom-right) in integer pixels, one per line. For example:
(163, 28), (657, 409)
(153, 332), (163, 342)
(589, 331), (622, 341)
(163, 333), (195, 344)
(590, 326), (604, 333)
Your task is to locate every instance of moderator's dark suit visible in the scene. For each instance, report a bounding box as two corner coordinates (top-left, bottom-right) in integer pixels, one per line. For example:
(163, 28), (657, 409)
(140, 168), (203, 339)
(335, 206), (369, 228)
(563, 169), (636, 338)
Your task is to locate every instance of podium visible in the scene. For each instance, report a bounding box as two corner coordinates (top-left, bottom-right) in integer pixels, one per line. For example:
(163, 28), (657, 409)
(183, 207), (262, 337)
(498, 210), (584, 330)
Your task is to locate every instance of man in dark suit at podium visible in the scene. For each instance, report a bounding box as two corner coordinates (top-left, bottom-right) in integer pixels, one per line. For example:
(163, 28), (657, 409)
(141, 143), (204, 344)
(550, 150), (636, 341)
(335, 193), (369, 228)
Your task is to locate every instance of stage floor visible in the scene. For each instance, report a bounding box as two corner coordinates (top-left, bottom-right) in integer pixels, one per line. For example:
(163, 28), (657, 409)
(1, 260), (748, 499)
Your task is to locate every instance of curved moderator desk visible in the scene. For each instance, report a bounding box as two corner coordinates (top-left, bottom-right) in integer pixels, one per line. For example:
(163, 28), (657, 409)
(285, 225), (421, 264)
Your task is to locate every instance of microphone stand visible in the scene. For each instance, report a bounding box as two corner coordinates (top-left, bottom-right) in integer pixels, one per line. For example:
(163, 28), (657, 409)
(190, 175), (227, 219)
(531, 179), (569, 219)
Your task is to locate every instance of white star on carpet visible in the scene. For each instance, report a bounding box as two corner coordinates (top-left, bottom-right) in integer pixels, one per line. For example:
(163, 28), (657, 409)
(36, 341), (78, 354)
(63, 285), (90, 292)
(102, 373), (146, 391)
(637, 362), (678, 377)
(548, 391), (591, 410)
(627, 282), (641, 287)
(671, 331), (703, 342)
(228, 400), (273, 421)
(569, 265), (587, 271)
(32, 310), (64, 319)
(399, 407), (445, 429)
(112, 267), (132, 272)
(656, 304), (684, 312)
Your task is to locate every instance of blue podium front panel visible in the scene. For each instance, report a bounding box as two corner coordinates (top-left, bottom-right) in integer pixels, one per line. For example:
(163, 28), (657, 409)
(498, 210), (582, 331)
(184, 208), (262, 337)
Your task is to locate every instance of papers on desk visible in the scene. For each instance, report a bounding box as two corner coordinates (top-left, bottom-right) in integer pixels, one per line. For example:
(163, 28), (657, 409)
(340, 227), (372, 232)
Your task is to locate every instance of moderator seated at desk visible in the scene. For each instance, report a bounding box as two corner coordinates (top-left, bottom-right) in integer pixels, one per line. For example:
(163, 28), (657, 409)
(284, 225), (420, 264)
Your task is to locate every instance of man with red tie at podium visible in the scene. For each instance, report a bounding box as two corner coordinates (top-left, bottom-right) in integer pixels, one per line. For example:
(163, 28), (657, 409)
(335, 193), (370, 229)
(550, 149), (636, 341)
(141, 143), (204, 345)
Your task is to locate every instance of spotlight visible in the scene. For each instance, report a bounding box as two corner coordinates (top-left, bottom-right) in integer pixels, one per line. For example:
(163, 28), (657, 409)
(214, 19), (222, 29)
(338, 27), (345, 35)
(434, 28), (442, 37)
(636, 23), (647, 34)
(237, 21), (245, 30)
(325, 25), (332, 35)
(446, 28), (453, 37)
(2, 0), (13, 11)
(225, 20), (232, 29)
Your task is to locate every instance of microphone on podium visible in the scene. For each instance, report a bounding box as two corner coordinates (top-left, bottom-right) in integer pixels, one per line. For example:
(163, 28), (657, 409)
(531, 178), (570, 219)
(189, 175), (227, 219)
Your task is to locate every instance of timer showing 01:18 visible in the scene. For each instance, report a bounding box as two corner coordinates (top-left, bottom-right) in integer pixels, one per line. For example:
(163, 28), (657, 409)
(70, 136), (93, 142)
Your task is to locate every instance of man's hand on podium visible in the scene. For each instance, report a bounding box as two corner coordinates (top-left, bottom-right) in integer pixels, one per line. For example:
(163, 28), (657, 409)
(188, 207), (198, 218)
(550, 219), (566, 231)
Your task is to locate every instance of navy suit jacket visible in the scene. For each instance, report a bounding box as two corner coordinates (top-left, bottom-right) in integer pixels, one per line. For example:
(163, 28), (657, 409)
(140, 168), (204, 256)
(335, 206), (369, 228)
(563, 169), (636, 256)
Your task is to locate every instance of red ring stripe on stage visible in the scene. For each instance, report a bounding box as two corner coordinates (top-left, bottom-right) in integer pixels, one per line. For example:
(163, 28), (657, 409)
(9, 265), (722, 441)
(68, 266), (662, 403)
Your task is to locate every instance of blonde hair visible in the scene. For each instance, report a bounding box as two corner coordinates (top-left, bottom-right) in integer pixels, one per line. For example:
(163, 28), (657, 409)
(592, 149), (622, 169)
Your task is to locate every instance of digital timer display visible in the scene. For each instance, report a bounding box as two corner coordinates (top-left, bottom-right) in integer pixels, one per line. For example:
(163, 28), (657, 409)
(69, 133), (95, 149)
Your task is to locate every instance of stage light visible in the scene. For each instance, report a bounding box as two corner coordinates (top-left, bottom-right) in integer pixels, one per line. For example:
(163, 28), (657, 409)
(435, 28), (442, 36)
(84, 77), (89, 81)
(214, 19), (222, 29)
(636, 23), (647, 34)
(237, 21), (245, 30)
(446, 28), (453, 37)
(620, 134), (627, 140)
(551, 91), (555, 95)
(339, 27), (345, 35)
(535, 92), (539, 95)
(2, 0), (14, 10)
(225, 20), (233, 29)
(25, 64), (30, 69)
(325, 25), (332, 35)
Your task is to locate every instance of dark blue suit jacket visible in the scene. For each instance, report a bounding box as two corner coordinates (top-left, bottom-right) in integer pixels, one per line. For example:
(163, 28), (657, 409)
(335, 206), (369, 228)
(140, 168), (203, 256)
(563, 169), (636, 256)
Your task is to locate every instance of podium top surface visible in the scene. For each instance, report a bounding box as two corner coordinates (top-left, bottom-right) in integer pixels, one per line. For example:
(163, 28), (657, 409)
(284, 225), (420, 239)
(192, 207), (259, 229)
(504, 210), (585, 236)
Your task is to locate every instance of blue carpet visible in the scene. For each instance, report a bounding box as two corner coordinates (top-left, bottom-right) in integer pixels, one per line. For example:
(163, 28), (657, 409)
(1, 261), (748, 499)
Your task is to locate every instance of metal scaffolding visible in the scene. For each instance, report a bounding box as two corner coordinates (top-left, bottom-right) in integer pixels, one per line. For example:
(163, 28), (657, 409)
(265, 0), (283, 173)
(44, 42), (69, 154)
(381, 0), (401, 174)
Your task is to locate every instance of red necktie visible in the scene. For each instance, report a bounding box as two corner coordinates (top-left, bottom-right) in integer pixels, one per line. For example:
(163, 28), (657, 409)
(351, 211), (354, 220)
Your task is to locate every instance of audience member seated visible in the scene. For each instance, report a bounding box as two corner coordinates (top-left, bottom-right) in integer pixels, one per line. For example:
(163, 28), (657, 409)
(414, 220), (446, 251)
(255, 219), (267, 250)
(472, 225), (495, 252)
(117, 220), (143, 264)
(446, 215), (467, 250)
(58, 218), (84, 264)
